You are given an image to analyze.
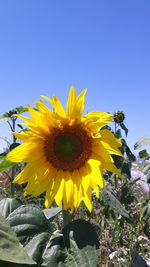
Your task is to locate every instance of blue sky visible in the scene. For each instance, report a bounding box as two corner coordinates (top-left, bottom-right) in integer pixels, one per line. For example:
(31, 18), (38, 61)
(0, 0), (150, 154)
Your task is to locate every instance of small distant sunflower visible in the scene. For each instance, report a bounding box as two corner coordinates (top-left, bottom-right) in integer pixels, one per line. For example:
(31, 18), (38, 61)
(113, 110), (125, 124)
(7, 87), (122, 211)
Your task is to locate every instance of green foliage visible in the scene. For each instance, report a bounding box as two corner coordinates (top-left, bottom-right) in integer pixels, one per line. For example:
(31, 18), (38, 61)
(64, 234), (99, 267)
(0, 215), (36, 265)
(6, 205), (50, 239)
(131, 251), (149, 267)
(2, 106), (28, 118)
(43, 206), (62, 220)
(0, 159), (16, 172)
(0, 198), (22, 218)
(120, 122), (128, 136)
(100, 188), (130, 219)
(138, 149), (149, 159)
(0, 201), (99, 266)
(0, 152), (7, 159)
(134, 136), (150, 149)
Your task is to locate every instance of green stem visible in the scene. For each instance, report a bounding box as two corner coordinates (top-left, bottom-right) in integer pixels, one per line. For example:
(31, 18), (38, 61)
(114, 174), (118, 189)
(62, 209), (72, 226)
(10, 165), (16, 197)
(114, 122), (117, 136)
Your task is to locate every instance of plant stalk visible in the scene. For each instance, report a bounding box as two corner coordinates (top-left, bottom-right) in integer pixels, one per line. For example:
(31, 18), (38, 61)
(62, 208), (72, 226)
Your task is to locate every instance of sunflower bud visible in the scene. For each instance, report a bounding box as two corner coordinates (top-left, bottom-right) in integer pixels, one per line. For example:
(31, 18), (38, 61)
(113, 111), (125, 123)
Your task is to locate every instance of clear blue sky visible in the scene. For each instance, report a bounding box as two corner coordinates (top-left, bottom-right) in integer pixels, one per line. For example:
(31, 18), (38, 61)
(0, 0), (150, 154)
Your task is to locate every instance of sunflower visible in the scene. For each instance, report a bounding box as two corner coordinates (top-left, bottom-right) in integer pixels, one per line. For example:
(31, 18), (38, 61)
(6, 87), (122, 211)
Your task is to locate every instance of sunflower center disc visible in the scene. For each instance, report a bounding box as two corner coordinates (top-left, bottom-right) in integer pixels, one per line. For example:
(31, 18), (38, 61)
(54, 132), (83, 162)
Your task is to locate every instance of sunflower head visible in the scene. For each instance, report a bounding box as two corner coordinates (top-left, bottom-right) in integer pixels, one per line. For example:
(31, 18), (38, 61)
(113, 110), (125, 124)
(6, 86), (122, 212)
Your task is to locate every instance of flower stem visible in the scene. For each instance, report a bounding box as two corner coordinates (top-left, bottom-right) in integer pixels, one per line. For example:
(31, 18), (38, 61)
(62, 209), (72, 226)
(10, 165), (16, 197)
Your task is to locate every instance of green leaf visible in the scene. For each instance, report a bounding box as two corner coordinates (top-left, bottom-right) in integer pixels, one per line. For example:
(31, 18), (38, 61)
(62, 220), (99, 267)
(17, 124), (24, 130)
(134, 136), (150, 150)
(65, 233), (99, 267)
(42, 220), (99, 267)
(0, 198), (22, 218)
(121, 139), (136, 161)
(0, 215), (36, 264)
(115, 129), (122, 139)
(120, 122), (128, 136)
(24, 232), (51, 263)
(131, 251), (149, 267)
(62, 219), (99, 249)
(140, 162), (150, 182)
(6, 205), (50, 240)
(15, 106), (28, 114)
(42, 232), (66, 267)
(0, 152), (6, 159)
(0, 159), (16, 173)
(100, 188), (130, 219)
(43, 205), (62, 221)
(122, 161), (131, 178)
(138, 149), (149, 158)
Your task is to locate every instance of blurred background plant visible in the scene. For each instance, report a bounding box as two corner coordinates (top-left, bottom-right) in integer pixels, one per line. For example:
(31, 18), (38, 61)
(0, 107), (149, 266)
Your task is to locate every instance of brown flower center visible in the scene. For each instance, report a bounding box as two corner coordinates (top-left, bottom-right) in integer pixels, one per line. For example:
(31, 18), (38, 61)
(45, 124), (92, 171)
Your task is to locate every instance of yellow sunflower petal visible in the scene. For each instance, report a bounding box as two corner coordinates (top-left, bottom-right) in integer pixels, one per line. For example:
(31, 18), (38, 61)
(87, 158), (105, 189)
(64, 171), (73, 204)
(14, 114), (33, 124)
(66, 86), (76, 119)
(72, 169), (82, 208)
(55, 179), (65, 206)
(103, 161), (122, 178)
(41, 95), (66, 117)
(92, 141), (114, 163)
(13, 163), (34, 184)
(83, 187), (92, 212)
(79, 165), (91, 194)
(83, 112), (112, 132)
(12, 131), (40, 142)
(6, 142), (44, 163)
(101, 129), (122, 147)
(75, 88), (87, 118)
(36, 100), (56, 127)
(45, 170), (64, 208)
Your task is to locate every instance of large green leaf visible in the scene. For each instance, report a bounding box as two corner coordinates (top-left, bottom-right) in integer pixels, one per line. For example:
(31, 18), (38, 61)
(100, 189), (130, 219)
(0, 159), (16, 173)
(42, 232), (66, 267)
(62, 220), (99, 267)
(0, 198), (22, 218)
(134, 136), (150, 150)
(131, 251), (149, 267)
(24, 232), (51, 263)
(62, 219), (99, 249)
(64, 232), (99, 267)
(0, 215), (35, 264)
(6, 205), (50, 239)
(43, 206), (62, 221)
(42, 220), (99, 267)
(121, 139), (136, 161)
